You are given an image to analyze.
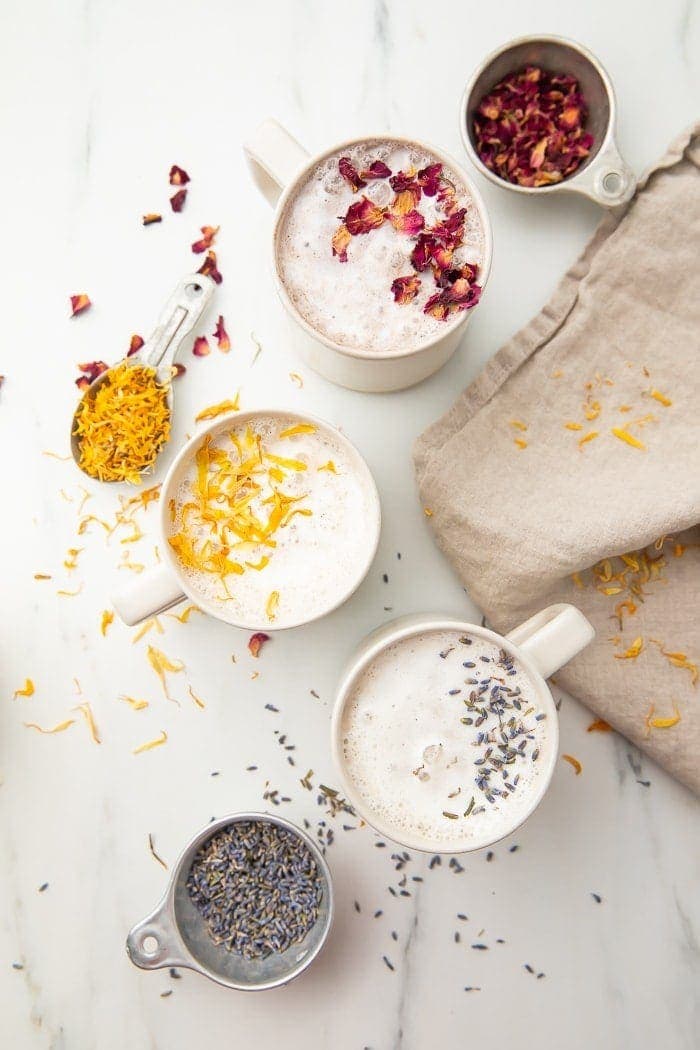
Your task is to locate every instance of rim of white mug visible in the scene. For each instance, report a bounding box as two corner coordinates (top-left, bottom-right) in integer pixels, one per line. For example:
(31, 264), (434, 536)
(157, 408), (382, 632)
(331, 615), (560, 854)
(271, 133), (494, 362)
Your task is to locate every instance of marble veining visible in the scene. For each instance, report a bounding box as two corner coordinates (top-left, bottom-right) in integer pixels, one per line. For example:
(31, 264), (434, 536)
(1, 1), (699, 1048)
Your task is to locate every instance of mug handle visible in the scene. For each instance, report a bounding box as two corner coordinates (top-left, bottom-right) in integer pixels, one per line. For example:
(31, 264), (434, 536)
(243, 118), (310, 206)
(506, 603), (594, 680)
(111, 563), (186, 626)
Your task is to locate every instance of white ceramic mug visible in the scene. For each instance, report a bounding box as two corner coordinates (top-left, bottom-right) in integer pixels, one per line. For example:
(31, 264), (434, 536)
(112, 409), (381, 631)
(331, 604), (595, 853)
(244, 119), (493, 393)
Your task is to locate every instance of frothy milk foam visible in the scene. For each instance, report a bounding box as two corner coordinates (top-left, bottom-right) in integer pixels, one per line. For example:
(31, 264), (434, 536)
(168, 415), (377, 628)
(276, 139), (484, 353)
(341, 629), (553, 850)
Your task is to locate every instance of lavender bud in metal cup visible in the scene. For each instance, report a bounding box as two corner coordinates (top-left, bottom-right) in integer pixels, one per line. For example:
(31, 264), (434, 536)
(460, 34), (635, 208)
(126, 813), (333, 991)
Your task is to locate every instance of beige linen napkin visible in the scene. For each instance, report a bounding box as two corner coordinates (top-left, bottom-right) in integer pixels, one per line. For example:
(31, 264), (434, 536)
(414, 124), (700, 793)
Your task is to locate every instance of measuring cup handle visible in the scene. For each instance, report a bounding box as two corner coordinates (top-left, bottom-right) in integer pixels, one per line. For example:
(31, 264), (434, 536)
(570, 139), (636, 208)
(111, 563), (186, 626)
(506, 603), (595, 680)
(139, 273), (217, 374)
(244, 118), (309, 207)
(126, 899), (188, 971)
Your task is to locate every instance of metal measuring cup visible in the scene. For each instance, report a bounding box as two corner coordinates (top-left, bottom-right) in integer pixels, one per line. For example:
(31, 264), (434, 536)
(460, 34), (635, 208)
(70, 273), (216, 480)
(126, 812), (334, 991)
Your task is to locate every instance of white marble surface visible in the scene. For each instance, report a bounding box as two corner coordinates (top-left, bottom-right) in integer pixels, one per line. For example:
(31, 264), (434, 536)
(2, 1), (699, 1047)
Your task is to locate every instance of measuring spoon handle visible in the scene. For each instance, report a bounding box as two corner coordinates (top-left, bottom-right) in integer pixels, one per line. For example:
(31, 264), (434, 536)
(139, 273), (217, 376)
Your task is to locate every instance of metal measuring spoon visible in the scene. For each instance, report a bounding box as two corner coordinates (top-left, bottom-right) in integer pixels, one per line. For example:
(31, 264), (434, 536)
(70, 273), (216, 480)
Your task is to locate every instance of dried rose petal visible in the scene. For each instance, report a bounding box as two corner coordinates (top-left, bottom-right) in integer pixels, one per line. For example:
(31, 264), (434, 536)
(390, 171), (420, 195)
(416, 163), (442, 196)
(248, 632), (270, 658)
(197, 250), (222, 284)
(171, 363), (187, 379)
(70, 294), (91, 317)
(389, 208), (424, 235)
(193, 336), (210, 357)
(423, 293), (450, 321)
(339, 157), (366, 192)
(213, 315), (230, 352)
(169, 165), (190, 186)
(391, 275), (421, 304)
(170, 188), (187, 213)
(473, 66), (593, 187)
(191, 225), (219, 254)
(75, 360), (108, 389)
(345, 196), (385, 235)
(127, 334), (145, 357)
(142, 213), (162, 226)
(360, 160), (392, 179)
(332, 224), (351, 262)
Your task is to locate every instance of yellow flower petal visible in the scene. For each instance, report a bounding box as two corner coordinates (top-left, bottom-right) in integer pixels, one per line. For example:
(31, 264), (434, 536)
(266, 591), (280, 621)
(74, 702), (101, 744)
(562, 754), (582, 775)
(100, 610), (114, 636)
(13, 678), (35, 699)
(279, 423), (317, 438)
(195, 396), (240, 422)
(612, 427), (645, 451)
(133, 731), (168, 754)
(25, 719), (74, 734)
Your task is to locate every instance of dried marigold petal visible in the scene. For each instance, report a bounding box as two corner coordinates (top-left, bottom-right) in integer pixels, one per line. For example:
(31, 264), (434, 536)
(587, 719), (612, 732)
(127, 334), (145, 357)
(509, 420), (527, 432)
(191, 225), (219, 254)
(195, 396), (240, 421)
(213, 315), (230, 352)
(193, 336), (211, 357)
(34, 573), (51, 580)
(280, 423), (316, 438)
(615, 636), (644, 660)
(169, 165), (190, 186)
(339, 157), (366, 192)
(571, 572), (584, 588)
(13, 678), (35, 699)
(166, 604), (201, 624)
(424, 508), (433, 517)
(578, 430), (599, 449)
(142, 213), (162, 226)
(391, 275), (421, 304)
(318, 460), (337, 473)
(266, 591), (280, 621)
(289, 372), (303, 387)
(25, 719), (74, 734)
(133, 730), (168, 754)
(646, 702), (681, 730)
(70, 294), (91, 316)
(649, 388), (672, 406)
(344, 196), (385, 235)
(565, 422), (583, 430)
(74, 702), (101, 744)
(120, 695), (149, 710)
(197, 249), (222, 283)
(170, 188), (187, 212)
(248, 632), (270, 658)
(562, 753), (582, 774)
(147, 645), (185, 698)
(100, 610), (114, 636)
(514, 438), (528, 450)
(612, 427), (645, 451)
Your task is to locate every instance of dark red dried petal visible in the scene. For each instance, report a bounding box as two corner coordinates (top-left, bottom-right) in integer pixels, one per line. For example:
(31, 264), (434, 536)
(171, 363), (187, 379)
(75, 360), (108, 388)
(410, 234), (436, 271)
(70, 294), (91, 316)
(332, 224), (351, 262)
(360, 160), (392, 179)
(345, 196), (385, 236)
(416, 162), (442, 196)
(170, 188), (187, 212)
(473, 66), (592, 187)
(192, 336), (210, 357)
(248, 632), (270, 657)
(142, 213), (162, 226)
(339, 157), (366, 192)
(191, 225), (219, 254)
(127, 334), (145, 357)
(423, 293), (450, 321)
(169, 165), (190, 186)
(390, 171), (421, 194)
(391, 275), (421, 304)
(213, 315), (230, 352)
(197, 250), (222, 284)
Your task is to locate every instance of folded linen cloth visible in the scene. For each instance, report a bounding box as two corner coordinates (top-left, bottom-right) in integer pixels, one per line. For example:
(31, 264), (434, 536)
(414, 124), (700, 794)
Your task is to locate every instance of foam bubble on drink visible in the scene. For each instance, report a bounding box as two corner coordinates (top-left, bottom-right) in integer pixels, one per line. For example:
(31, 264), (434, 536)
(341, 630), (553, 849)
(168, 415), (377, 628)
(276, 139), (485, 353)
